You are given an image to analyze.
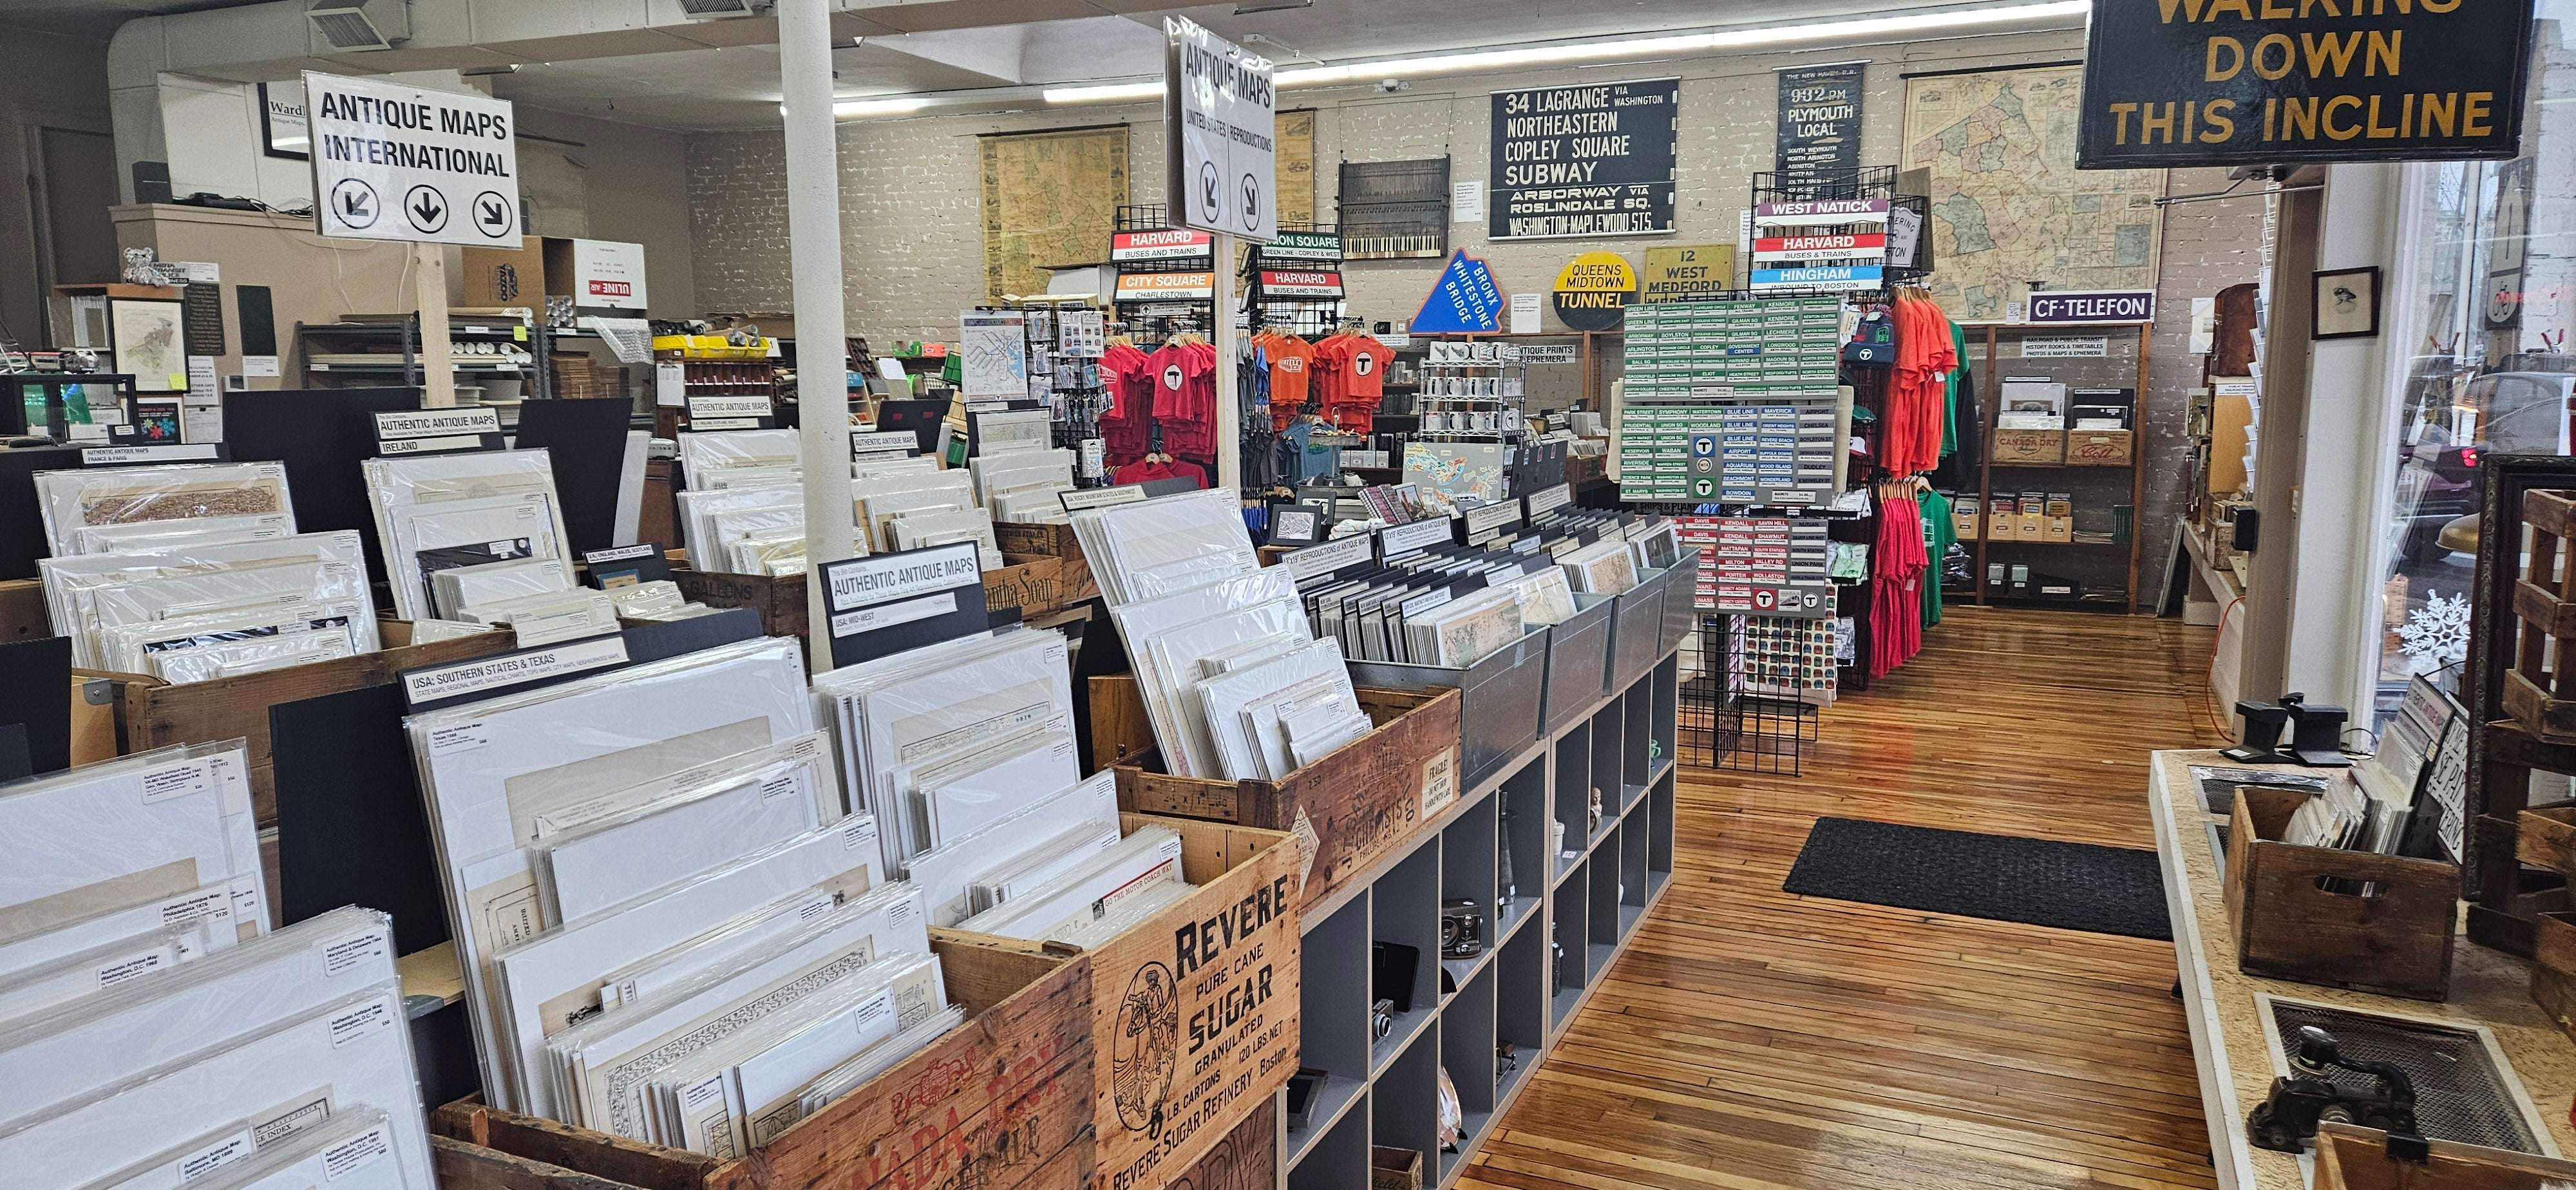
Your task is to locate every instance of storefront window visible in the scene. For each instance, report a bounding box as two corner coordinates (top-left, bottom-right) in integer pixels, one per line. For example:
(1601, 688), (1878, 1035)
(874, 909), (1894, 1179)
(2369, 15), (2576, 719)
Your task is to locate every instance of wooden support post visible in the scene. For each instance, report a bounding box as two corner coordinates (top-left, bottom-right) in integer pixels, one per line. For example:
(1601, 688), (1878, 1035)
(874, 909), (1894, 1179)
(414, 243), (455, 408)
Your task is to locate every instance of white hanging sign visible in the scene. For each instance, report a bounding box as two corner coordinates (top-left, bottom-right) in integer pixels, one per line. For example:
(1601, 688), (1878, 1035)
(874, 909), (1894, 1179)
(1165, 17), (1276, 241)
(305, 71), (519, 247)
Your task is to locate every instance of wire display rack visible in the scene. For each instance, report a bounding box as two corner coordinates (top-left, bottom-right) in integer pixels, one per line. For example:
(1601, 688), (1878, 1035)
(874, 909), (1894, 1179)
(1678, 615), (1819, 775)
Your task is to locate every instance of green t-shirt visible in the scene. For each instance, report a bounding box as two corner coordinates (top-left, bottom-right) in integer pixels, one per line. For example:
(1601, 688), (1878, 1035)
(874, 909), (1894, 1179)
(1942, 321), (1967, 457)
(1920, 489), (1955, 627)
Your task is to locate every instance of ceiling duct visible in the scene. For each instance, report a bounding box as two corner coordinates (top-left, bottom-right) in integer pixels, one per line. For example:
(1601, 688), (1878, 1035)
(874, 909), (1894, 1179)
(677, 0), (762, 17)
(305, 1), (409, 53)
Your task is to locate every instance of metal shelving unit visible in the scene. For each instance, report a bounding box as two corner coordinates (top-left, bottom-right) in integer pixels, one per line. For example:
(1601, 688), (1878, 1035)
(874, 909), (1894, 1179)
(295, 312), (550, 402)
(1285, 645), (1681, 1190)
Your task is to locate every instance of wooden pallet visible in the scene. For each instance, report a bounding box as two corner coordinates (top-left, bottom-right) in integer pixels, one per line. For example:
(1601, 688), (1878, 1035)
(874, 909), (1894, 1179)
(2504, 490), (2576, 741)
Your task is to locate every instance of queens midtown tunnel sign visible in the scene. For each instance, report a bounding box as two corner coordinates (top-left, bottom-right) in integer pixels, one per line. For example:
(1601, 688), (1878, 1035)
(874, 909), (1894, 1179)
(2076, 0), (2533, 166)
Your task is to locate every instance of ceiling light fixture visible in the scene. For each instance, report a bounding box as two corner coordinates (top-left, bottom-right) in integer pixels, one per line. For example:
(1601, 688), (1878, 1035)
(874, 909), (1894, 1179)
(831, 96), (934, 118)
(1233, 0), (1315, 14)
(1039, 80), (1165, 104)
(1037, 0), (2088, 104)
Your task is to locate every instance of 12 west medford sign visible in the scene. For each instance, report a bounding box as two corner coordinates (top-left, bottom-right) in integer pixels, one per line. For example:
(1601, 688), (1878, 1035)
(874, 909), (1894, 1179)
(2076, 0), (2533, 167)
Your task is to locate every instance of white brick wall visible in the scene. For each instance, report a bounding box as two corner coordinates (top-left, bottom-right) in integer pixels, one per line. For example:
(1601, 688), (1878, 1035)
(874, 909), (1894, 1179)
(684, 26), (2266, 597)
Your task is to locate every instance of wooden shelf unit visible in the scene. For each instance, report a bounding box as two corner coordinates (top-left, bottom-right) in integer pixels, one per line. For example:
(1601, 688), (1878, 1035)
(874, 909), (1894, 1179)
(1286, 647), (1681, 1190)
(1967, 321), (2154, 611)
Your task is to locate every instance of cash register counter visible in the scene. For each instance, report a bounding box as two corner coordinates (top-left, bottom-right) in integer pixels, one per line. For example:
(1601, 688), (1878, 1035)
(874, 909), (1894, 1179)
(2148, 750), (2576, 1189)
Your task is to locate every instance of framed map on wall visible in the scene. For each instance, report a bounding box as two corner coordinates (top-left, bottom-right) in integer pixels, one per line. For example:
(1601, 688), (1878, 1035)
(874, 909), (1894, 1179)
(1900, 64), (2166, 323)
(980, 125), (1130, 302)
(1278, 109), (1317, 231)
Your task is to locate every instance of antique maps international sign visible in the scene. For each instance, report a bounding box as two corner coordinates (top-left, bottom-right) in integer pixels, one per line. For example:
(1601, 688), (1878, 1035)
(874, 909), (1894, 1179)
(1166, 16), (1277, 241)
(306, 72), (518, 246)
(1490, 78), (1678, 239)
(1900, 66), (2164, 322)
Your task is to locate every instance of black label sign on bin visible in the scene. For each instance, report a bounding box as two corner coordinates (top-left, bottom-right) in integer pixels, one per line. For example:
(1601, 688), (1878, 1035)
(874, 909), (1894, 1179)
(817, 542), (989, 669)
(372, 408), (504, 457)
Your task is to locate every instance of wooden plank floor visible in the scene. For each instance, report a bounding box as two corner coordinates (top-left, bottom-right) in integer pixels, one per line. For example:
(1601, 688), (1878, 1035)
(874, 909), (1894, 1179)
(1464, 607), (2230, 1190)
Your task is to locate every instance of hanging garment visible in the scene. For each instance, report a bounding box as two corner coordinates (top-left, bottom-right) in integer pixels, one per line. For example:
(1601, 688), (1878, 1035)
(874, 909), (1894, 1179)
(1867, 492), (1928, 680)
(1919, 488), (1955, 629)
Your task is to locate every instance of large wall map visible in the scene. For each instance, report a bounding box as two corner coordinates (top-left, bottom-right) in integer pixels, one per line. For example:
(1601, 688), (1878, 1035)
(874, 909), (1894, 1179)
(1901, 65), (2166, 321)
(980, 126), (1130, 302)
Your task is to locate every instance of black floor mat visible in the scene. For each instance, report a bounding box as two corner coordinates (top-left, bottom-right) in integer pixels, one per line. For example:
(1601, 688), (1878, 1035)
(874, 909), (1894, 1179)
(1783, 817), (2173, 941)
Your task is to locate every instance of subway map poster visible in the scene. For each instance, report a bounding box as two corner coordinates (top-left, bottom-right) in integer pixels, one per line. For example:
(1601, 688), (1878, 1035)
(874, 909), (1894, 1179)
(1901, 65), (2166, 322)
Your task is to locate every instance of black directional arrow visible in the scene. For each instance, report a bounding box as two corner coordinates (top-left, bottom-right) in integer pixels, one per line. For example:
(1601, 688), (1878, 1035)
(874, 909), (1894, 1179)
(328, 178), (379, 229)
(404, 184), (448, 233)
(472, 191), (513, 238)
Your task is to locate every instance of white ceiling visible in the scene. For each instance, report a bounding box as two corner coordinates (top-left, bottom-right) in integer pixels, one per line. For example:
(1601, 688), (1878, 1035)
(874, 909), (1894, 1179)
(484, 0), (2033, 131)
(11, 0), (2060, 128)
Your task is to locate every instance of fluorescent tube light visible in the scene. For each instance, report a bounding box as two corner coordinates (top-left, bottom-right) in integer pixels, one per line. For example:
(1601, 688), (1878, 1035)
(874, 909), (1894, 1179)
(1041, 81), (1165, 104)
(833, 97), (932, 118)
(1275, 1), (2090, 86)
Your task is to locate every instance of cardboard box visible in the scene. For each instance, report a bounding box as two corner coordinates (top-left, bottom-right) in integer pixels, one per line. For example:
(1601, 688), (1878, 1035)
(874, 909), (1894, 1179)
(1954, 503), (1980, 540)
(2015, 513), (2044, 540)
(1991, 428), (2065, 465)
(2066, 429), (2134, 466)
(2042, 516), (2072, 543)
(540, 237), (649, 310)
(1987, 508), (2014, 539)
(461, 236), (546, 307)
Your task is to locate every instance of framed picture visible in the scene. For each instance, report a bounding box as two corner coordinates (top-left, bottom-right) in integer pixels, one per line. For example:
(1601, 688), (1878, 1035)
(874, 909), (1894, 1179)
(109, 299), (186, 392)
(1267, 500), (1330, 547)
(259, 81), (308, 160)
(2312, 266), (2382, 340)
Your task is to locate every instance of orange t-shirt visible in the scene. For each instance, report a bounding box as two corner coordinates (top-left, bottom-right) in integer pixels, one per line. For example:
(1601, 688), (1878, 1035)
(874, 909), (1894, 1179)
(1340, 338), (1391, 402)
(1267, 337), (1316, 429)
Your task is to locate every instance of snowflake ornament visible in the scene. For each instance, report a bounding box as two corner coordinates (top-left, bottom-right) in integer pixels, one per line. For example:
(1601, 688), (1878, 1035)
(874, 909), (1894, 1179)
(2396, 590), (2472, 675)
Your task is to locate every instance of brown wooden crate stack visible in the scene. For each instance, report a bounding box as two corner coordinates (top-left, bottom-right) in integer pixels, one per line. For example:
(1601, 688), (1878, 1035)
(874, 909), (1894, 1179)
(2517, 799), (2576, 1039)
(2504, 490), (2576, 742)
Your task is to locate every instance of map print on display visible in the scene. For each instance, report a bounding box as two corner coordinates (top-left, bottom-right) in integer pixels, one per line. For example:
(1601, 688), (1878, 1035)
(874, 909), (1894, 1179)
(981, 127), (1130, 302)
(1900, 65), (2165, 322)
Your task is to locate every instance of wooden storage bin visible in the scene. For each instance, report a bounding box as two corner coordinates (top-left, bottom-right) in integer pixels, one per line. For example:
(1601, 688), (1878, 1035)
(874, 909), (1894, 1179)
(2534, 910), (2576, 1041)
(431, 814), (1296, 1190)
(77, 619), (511, 826)
(2065, 428), (2134, 466)
(2222, 787), (2459, 1000)
(2517, 800), (2576, 872)
(675, 560), (1065, 645)
(2503, 489), (2576, 742)
(1991, 428), (2065, 464)
(942, 814), (1300, 1190)
(1371, 1145), (1425, 1190)
(1092, 675), (1463, 912)
(994, 522), (1098, 605)
(0, 577), (48, 640)
(2313, 1121), (2576, 1189)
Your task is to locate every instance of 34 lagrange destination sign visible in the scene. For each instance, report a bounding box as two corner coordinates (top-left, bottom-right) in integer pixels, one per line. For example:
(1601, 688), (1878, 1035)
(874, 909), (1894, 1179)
(1489, 78), (1679, 239)
(2076, 0), (2533, 167)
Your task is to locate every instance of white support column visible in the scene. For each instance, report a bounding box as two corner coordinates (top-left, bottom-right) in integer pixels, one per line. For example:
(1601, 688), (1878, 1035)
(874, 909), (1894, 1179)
(1213, 232), (1240, 493)
(413, 244), (455, 408)
(779, 0), (854, 674)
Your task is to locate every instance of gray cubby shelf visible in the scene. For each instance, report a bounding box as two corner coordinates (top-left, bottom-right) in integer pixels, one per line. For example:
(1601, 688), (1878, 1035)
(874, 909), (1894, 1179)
(1282, 642), (1683, 1190)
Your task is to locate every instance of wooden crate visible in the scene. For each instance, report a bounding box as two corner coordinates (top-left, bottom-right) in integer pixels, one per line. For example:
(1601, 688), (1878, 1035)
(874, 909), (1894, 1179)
(2313, 1120), (2576, 1188)
(675, 560), (1065, 646)
(940, 814), (1302, 1190)
(77, 620), (511, 826)
(1371, 1146), (1424, 1190)
(994, 522), (1098, 605)
(2517, 800), (2576, 873)
(2222, 787), (2459, 1000)
(2064, 428), (2134, 466)
(0, 578), (48, 641)
(1990, 428), (2064, 465)
(431, 815), (1296, 1190)
(1091, 676), (1461, 912)
(435, 939), (1092, 1190)
(2503, 489), (2576, 742)
(2535, 910), (2576, 1041)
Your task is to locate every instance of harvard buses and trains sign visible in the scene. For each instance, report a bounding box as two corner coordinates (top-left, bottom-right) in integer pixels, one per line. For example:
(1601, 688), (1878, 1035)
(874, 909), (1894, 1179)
(2076, 0), (2533, 167)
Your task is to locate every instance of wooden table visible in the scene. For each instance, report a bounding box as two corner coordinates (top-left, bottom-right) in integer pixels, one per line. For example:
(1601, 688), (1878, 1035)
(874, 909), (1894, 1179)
(2148, 749), (2576, 1189)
